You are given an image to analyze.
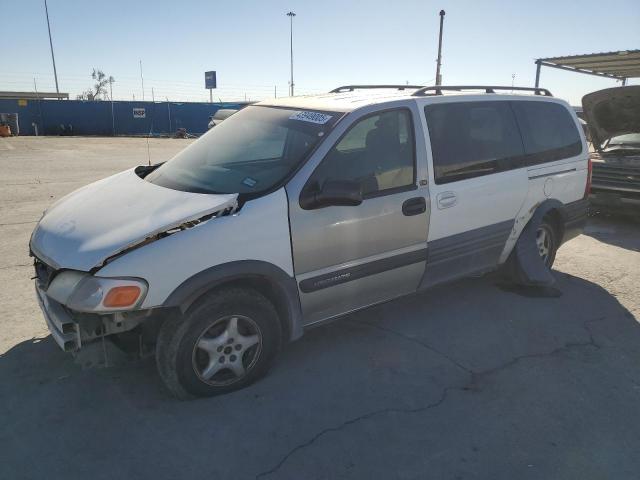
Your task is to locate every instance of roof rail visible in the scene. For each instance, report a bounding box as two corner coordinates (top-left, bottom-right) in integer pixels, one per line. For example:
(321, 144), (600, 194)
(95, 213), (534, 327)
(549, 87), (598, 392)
(412, 85), (553, 97)
(330, 84), (425, 93)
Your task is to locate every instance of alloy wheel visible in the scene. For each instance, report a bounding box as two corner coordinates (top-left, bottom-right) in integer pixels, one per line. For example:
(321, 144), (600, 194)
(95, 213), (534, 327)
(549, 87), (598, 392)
(536, 225), (554, 267)
(192, 315), (262, 386)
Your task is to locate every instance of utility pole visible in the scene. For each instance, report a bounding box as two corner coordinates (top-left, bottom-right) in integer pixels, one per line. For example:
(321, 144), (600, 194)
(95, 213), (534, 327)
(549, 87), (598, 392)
(287, 11), (296, 96)
(44, 0), (60, 94)
(435, 10), (445, 86)
(109, 78), (115, 136)
(33, 78), (43, 135)
(139, 60), (145, 101)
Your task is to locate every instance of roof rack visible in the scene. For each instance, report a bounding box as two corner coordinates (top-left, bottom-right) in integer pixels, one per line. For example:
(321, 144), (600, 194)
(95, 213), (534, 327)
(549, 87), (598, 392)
(412, 85), (553, 96)
(330, 84), (425, 93)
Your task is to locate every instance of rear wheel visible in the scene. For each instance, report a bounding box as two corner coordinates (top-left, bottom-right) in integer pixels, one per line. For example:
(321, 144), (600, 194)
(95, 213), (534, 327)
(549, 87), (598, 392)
(501, 214), (560, 285)
(156, 288), (282, 399)
(535, 218), (558, 269)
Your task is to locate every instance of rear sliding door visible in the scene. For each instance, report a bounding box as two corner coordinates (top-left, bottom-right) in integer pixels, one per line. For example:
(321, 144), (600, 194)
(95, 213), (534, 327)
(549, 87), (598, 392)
(421, 100), (528, 287)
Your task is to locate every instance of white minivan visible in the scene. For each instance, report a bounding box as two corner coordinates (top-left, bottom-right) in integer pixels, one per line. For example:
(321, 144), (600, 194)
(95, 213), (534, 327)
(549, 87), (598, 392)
(30, 85), (590, 398)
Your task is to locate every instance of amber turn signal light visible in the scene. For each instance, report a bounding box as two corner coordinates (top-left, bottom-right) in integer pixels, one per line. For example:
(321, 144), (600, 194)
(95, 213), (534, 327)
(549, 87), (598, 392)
(103, 285), (142, 308)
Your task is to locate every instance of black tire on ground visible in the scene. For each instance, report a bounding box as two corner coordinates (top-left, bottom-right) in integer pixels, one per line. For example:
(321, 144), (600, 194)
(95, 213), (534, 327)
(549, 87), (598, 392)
(536, 217), (559, 269)
(156, 288), (282, 399)
(501, 215), (559, 285)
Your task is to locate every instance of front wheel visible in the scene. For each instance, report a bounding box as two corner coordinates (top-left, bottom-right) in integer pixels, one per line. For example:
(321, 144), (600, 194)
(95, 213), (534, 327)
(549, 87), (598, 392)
(156, 288), (282, 399)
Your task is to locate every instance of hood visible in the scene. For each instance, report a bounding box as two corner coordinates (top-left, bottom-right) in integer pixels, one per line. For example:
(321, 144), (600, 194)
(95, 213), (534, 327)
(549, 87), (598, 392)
(581, 85), (640, 149)
(30, 168), (237, 271)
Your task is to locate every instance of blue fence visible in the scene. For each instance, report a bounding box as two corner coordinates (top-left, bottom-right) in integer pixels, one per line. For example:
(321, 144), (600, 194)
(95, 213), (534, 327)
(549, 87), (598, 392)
(0, 99), (246, 136)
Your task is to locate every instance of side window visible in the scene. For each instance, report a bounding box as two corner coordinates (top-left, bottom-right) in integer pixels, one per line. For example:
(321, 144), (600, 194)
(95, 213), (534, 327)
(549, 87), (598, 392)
(308, 109), (416, 197)
(511, 101), (582, 165)
(424, 101), (524, 185)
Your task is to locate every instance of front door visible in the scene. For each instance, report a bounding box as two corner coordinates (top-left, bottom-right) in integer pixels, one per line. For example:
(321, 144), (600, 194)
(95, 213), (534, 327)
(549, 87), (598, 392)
(287, 107), (429, 325)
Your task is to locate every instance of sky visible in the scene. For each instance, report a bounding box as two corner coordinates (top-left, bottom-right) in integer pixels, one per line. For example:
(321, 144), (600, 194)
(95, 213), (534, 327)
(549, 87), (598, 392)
(1, 0), (639, 105)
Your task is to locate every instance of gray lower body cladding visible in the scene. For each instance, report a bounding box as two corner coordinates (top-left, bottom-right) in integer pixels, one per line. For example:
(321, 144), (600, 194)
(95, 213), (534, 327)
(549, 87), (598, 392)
(420, 220), (514, 289)
(297, 220), (518, 295)
(298, 248), (428, 293)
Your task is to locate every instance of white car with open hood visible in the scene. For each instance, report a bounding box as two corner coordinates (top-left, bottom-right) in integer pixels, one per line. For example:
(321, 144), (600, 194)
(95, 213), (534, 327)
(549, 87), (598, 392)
(31, 85), (591, 399)
(582, 85), (640, 216)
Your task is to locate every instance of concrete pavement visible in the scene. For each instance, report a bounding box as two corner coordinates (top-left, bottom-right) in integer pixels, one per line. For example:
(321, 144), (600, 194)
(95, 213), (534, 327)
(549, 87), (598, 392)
(1, 137), (639, 479)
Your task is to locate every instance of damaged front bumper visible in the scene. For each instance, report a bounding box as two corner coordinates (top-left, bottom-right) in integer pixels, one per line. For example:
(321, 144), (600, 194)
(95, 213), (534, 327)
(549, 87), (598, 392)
(35, 276), (151, 354)
(35, 280), (81, 352)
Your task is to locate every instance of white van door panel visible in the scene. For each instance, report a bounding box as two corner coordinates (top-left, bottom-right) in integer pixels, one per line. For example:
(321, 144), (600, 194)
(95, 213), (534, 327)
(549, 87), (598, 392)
(419, 99), (529, 287)
(427, 170), (527, 241)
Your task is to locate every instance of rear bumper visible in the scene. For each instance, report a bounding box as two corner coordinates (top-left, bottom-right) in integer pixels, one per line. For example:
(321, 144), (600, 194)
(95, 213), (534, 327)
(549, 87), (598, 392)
(590, 190), (640, 215)
(563, 198), (589, 242)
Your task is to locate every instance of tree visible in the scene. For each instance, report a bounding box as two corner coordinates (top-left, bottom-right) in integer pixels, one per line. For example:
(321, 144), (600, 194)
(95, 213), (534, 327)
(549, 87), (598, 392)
(76, 69), (115, 101)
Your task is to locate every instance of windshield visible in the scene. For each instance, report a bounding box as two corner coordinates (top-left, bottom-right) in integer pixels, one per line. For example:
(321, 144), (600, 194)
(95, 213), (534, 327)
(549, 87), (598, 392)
(213, 109), (238, 120)
(147, 106), (342, 194)
(606, 133), (640, 148)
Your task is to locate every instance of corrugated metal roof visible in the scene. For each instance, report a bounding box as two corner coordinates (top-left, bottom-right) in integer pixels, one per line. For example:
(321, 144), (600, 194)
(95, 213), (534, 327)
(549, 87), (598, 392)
(539, 50), (640, 79)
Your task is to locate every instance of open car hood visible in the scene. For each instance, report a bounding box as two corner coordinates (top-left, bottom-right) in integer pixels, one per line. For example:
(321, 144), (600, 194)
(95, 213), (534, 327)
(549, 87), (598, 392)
(582, 85), (640, 150)
(30, 168), (237, 272)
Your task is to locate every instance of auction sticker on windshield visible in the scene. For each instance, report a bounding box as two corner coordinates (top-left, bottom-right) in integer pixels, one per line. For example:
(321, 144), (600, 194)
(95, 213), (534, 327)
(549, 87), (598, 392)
(289, 111), (333, 124)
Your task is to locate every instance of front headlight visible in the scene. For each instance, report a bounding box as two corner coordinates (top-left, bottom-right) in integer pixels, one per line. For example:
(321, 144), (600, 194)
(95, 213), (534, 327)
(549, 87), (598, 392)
(46, 271), (148, 312)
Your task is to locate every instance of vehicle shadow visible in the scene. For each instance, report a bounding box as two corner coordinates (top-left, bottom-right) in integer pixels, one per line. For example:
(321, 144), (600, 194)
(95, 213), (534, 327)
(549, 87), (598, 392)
(584, 213), (640, 251)
(2, 272), (640, 480)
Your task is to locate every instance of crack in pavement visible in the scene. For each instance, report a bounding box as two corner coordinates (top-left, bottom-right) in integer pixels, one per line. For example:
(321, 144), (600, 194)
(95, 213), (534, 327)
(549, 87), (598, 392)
(0, 220), (38, 226)
(468, 317), (603, 387)
(255, 386), (457, 479)
(0, 263), (31, 270)
(255, 316), (605, 479)
(349, 319), (474, 374)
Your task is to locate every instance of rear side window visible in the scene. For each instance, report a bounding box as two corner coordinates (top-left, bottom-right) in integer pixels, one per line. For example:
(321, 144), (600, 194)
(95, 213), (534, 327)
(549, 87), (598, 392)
(424, 101), (524, 184)
(511, 101), (582, 165)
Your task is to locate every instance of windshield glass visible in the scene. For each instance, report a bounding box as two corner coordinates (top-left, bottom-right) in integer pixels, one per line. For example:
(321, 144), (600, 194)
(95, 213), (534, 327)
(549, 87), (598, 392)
(607, 133), (640, 148)
(147, 106), (342, 194)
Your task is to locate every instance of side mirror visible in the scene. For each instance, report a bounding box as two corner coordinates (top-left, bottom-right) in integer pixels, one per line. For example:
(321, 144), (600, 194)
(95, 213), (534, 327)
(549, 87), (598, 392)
(300, 179), (363, 210)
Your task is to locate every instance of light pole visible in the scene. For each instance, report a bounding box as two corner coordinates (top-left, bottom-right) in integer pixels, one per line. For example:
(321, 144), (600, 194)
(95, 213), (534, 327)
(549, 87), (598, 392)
(139, 60), (145, 101)
(44, 0), (60, 94)
(287, 11), (296, 96)
(435, 10), (445, 86)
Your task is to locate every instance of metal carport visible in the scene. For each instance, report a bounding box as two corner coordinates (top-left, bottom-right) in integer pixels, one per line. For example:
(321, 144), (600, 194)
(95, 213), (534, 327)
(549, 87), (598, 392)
(534, 50), (640, 87)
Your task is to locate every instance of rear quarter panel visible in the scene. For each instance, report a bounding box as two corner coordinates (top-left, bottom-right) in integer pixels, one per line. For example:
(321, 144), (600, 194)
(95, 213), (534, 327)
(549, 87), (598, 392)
(499, 100), (589, 262)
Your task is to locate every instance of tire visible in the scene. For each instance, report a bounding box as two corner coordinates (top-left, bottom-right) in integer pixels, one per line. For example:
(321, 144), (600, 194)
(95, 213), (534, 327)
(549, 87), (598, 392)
(535, 217), (558, 269)
(501, 215), (559, 286)
(156, 288), (282, 399)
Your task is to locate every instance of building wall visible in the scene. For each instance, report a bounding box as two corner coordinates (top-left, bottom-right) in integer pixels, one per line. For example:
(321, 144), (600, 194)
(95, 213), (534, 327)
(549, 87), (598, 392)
(0, 99), (246, 136)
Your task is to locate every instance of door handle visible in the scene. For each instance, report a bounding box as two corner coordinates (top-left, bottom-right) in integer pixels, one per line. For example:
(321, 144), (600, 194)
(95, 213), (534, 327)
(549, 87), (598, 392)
(402, 197), (426, 216)
(436, 191), (457, 209)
